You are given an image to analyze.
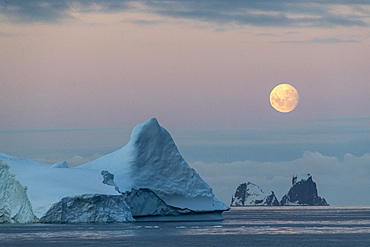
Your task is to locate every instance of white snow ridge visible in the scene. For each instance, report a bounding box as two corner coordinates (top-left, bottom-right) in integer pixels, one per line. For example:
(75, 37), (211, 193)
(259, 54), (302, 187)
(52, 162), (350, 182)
(0, 118), (229, 223)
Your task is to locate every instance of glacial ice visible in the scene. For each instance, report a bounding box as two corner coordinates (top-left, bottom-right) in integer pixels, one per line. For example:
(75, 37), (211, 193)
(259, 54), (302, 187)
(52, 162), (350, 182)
(40, 194), (134, 223)
(0, 153), (121, 220)
(0, 118), (229, 223)
(51, 161), (69, 168)
(0, 161), (38, 223)
(81, 118), (229, 213)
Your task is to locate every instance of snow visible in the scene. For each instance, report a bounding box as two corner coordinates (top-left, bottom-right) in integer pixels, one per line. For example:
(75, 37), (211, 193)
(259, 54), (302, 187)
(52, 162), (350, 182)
(292, 173), (311, 185)
(0, 153), (120, 219)
(81, 118), (229, 212)
(51, 161), (69, 168)
(231, 182), (277, 206)
(240, 182), (267, 205)
(0, 118), (229, 223)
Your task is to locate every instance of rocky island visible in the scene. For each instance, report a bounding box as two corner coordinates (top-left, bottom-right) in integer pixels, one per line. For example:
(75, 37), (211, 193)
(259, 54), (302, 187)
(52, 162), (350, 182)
(231, 174), (329, 207)
(230, 182), (279, 206)
(280, 174), (329, 206)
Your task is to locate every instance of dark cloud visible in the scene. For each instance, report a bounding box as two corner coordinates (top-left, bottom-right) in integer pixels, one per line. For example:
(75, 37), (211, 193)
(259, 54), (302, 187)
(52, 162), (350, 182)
(0, 0), (131, 23)
(1, 0), (71, 23)
(1, 0), (369, 27)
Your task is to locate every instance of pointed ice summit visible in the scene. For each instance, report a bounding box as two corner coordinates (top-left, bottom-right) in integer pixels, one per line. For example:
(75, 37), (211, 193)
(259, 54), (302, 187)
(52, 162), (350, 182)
(81, 118), (229, 214)
(230, 182), (279, 206)
(280, 174), (329, 206)
(0, 118), (229, 223)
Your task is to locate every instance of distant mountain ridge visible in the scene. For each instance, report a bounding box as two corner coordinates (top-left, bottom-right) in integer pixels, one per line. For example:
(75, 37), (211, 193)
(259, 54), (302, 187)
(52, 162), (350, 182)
(231, 174), (329, 206)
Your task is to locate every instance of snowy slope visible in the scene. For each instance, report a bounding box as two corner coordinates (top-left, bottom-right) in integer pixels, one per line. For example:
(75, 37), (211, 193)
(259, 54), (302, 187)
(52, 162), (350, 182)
(0, 118), (229, 223)
(231, 182), (279, 206)
(0, 153), (120, 219)
(81, 118), (229, 212)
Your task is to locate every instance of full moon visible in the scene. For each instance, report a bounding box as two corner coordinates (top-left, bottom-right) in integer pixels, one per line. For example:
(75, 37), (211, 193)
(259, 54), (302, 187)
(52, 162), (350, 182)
(269, 84), (299, 113)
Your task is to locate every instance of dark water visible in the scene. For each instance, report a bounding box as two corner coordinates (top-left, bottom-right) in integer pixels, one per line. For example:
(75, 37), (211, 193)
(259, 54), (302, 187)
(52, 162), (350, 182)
(1, 207), (370, 246)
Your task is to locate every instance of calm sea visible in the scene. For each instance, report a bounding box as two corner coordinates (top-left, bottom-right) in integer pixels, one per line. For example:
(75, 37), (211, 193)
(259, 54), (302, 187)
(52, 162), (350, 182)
(1, 206), (370, 246)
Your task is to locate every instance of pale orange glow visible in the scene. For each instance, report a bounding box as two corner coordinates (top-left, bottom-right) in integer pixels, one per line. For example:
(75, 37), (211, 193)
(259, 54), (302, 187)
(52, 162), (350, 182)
(269, 84), (299, 113)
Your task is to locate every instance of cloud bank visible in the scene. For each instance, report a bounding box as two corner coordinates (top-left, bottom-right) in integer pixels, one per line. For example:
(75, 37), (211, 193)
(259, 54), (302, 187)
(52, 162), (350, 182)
(1, 0), (369, 27)
(191, 151), (370, 206)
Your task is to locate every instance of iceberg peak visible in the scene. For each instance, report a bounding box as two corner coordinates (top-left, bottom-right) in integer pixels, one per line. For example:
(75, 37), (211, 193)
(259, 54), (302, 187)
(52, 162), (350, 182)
(81, 118), (229, 213)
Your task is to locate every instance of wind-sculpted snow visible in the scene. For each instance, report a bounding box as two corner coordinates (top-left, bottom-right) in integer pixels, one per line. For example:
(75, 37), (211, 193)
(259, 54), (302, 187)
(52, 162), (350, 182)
(40, 194), (134, 223)
(81, 118), (229, 213)
(0, 161), (38, 223)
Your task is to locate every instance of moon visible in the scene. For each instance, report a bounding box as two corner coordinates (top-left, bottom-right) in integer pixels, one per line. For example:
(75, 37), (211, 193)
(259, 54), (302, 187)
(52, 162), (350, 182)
(269, 84), (299, 113)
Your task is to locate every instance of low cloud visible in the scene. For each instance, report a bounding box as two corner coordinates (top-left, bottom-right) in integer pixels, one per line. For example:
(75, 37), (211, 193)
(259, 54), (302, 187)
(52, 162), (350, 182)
(191, 151), (370, 206)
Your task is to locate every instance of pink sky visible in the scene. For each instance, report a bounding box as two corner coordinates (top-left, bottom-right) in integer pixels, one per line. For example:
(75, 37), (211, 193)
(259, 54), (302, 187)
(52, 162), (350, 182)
(1, 1), (370, 205)
(1, 6), (369, 131)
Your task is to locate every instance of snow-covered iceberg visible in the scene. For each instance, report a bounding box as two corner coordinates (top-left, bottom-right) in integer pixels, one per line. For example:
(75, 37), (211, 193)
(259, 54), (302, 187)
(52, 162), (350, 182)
(0, 118), (229, 223)
(81, 118), (229, 217)
(230, 182), (279, 206)
(0, 153), (126, 223)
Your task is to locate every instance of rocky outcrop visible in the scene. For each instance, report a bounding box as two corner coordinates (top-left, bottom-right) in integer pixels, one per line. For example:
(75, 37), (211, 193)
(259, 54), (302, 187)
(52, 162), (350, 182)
(230, 182), (280, 206)
(280, 174), (329, 206)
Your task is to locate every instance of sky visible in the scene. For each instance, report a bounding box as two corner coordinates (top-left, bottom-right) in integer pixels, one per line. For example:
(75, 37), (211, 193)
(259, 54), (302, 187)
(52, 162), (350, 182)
(1, 0), (370, 206)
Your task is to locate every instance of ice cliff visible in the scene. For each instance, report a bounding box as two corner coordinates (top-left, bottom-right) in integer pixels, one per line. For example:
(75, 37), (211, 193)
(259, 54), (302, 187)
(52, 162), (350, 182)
(40, 194), (134, 223)
(0, 161), (38, 223)
(230, 182), (279, 206)
(280, 174), (329, 206)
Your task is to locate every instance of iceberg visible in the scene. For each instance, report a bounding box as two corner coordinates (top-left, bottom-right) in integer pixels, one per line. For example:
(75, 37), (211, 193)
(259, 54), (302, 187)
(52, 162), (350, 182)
(0, 118), (229, 223)
(81, 118), (229, 214)
(40, 194), (134, 223)
(0, 161), (38, 223)
(0, 153), (123, 222)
